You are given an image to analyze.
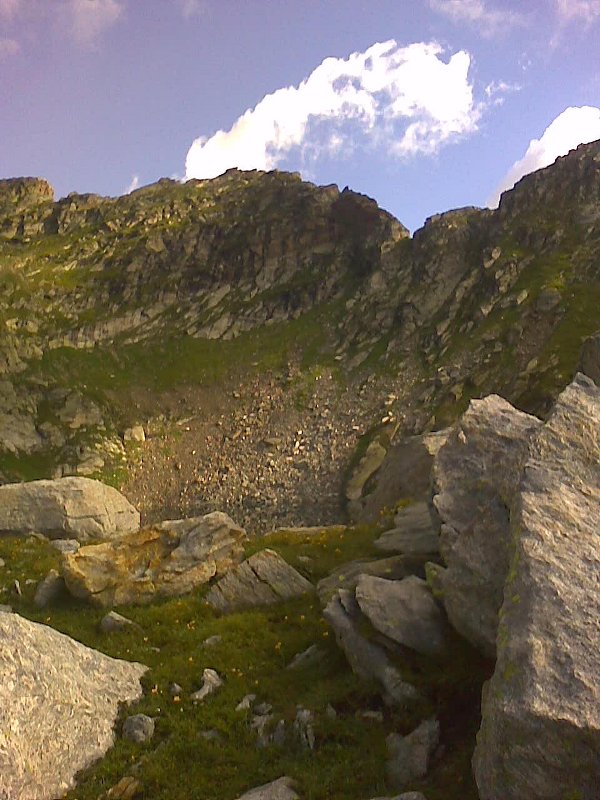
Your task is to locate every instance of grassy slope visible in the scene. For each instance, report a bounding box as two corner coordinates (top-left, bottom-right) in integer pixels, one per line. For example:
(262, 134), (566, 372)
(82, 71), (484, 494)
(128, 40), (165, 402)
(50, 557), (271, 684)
(0, 526), (490, 800)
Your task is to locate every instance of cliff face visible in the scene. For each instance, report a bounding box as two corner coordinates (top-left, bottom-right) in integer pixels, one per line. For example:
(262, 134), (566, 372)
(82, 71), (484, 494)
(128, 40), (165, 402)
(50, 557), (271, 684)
(0, 142), (599, 509)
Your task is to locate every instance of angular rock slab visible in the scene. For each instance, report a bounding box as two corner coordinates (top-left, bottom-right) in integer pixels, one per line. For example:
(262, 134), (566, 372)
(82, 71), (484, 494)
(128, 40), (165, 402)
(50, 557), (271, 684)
(316, 554), (425, 604)
(0, 613), (146, 800)
(374, 502), (439, 556)
(323, 589), (420, 707)
(205, 549), (313, 613)
(235, 777), (299, 800)
(432, 395), (541, 656)
(0, 476), (140, 542)
(355, 575), (449, 658)
(62, 512), (246, 607)
(474, 375), (600, 800)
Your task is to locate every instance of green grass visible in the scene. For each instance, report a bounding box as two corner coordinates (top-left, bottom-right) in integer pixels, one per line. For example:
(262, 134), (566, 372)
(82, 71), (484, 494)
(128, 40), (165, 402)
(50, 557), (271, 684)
(0, 525), (489, 800)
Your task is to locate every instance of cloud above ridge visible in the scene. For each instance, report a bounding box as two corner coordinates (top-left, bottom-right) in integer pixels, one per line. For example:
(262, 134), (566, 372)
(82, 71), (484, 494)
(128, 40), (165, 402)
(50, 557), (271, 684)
(428, 0), (526, 37)
(488, 106), (600, 206)
(185, 40), (484, 181)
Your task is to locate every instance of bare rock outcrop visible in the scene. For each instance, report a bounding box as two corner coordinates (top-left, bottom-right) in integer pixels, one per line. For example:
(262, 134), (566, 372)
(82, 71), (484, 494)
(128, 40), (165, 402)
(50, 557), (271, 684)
(431, 395), (541, 656)
(473, 374), (600, 800)
(0, 613), (146, 800)
(205, 549), (313, 613)
(61, 512), (246, 607)
(0, 477), (140, 542)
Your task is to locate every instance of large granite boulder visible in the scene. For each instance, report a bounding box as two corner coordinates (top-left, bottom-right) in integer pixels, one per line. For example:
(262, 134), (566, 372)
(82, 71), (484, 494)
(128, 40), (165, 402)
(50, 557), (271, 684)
(431, 395), (541, 656)
(205, 549), (314, 613)
(61, 512), (246, 607)
(0, 477), (140, 542)
(0, 613), (146, 800)
(355, 575), (449, 658)
(473, 374), (600, 800)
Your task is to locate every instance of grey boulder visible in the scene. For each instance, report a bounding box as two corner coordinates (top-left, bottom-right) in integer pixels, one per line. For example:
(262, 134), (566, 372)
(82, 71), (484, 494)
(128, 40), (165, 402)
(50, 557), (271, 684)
(0, 613), (146, 800)
(122, 713), (155, 743)
(473, 374), (600, 800)
(0, 476), (140, 542)
(386, 719), (440, 789)
(61, 512), (246, 607)
(205, 549), (314, 613)
(355, 575), (449, 658)
(431, 395), (541, 656)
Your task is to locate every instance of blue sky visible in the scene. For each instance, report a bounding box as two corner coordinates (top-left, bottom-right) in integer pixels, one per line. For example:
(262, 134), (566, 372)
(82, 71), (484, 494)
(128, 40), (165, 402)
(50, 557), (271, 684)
(1, 0), (600, 231)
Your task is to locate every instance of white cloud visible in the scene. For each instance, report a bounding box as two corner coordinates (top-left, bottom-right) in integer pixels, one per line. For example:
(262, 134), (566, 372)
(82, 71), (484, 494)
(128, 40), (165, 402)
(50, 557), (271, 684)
(488, 106), (600, 206)
(428, 0), (526, 36)
(0, 37), (19, 58)
(179, 0), (207, 18)
(67, 0), (124, 45)
(185, 40), (482, 181)
(125, 174), (140, 194)
(554, 0), (600, 24)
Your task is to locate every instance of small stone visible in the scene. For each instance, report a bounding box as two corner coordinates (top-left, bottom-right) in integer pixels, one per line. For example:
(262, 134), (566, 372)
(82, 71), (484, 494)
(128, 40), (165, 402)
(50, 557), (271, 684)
(50, 538), (80, 555)
(102, 776), (143, 799)
(198, 729), (222, 742)
(122, 714), (155, 744)
(286, 644), (326, 670)
(234, 776), (299, 800)
(190, 668), (223, 702)
(12, 579), (21, 597)
(325, 704), (337, 719)
(0, 558), (5, 568)
(123, 426), (146, 443)
(169, 683), (183, 697)
(294, 707), (315, 750)
(0, 604), (13, 613)
(100, 611), (141, 634)
(34, 570), (66, 609)
(386, 719), (440, 789)
(236, 693), (256, 711)
(254, 702), (272, 715)
(202, 634), (222, 647)
(272, 719), (286, 746)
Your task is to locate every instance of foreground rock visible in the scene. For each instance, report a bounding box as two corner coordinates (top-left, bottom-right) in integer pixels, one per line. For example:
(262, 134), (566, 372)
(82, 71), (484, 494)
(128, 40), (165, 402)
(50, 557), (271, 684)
(0, 477), (140, 542)
(355, 575), (449, 658)
(432, 395), (541, 656)
(62, 512), (246, 607)
(205, 549), (314, 613)
(474, 375), (600, 800)
(0, 613), (146, 800)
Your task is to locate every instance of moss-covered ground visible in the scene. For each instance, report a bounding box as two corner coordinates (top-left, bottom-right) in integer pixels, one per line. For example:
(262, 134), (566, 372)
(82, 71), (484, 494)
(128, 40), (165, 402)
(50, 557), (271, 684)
(0, 525), (490, 800)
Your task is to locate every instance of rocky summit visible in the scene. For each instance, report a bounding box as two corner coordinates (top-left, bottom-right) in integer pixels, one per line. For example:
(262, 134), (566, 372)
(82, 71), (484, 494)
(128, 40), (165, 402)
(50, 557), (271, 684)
(0, 142), (598, 800)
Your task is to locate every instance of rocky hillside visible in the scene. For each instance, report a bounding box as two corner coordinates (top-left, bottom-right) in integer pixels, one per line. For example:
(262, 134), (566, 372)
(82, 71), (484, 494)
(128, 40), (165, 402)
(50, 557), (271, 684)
(1, 141), (599, 532)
